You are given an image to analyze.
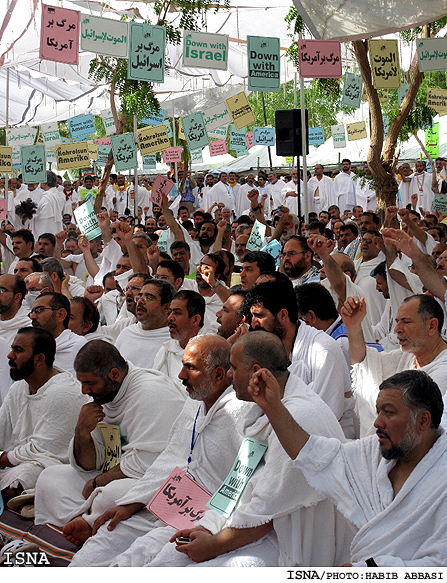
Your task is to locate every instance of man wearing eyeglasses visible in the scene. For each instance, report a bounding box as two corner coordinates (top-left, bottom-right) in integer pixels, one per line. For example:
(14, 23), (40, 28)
(29, 292), (86, 378)
(0, 274), (31, 347)
(280, 236), (320, 288)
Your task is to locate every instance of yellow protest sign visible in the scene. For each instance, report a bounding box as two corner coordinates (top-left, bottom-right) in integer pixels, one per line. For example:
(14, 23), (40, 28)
(56, 142), (90, 170)
(369, 40), (401, 89)
(346, 121), (367, 141)
(225, 92), (256, 131)
(0, 147), (13, 173)
(88, 143), (98, 160)
(427, 88), (447, 113)
(136, 124), (171, 156)
(178, 116), (185, 141)
(98, 424), (121, 473)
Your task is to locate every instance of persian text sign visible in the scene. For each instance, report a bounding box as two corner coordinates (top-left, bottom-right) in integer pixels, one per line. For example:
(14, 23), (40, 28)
(183, 31), (228, 71)
(0, 147), (13, 173)
(332, 124), (346, 149)
(226, 92), (256, 131)
(148, 467), (212, 530)
(128, 23), (165, 83)
(21, 146), (47, 184)
(150, 175), (175, 207)
(80, 15), (128, 58)
(369, 40), (401, 89)
(247, 36), (280, 93)
(346, 121), (367, 141)
(253, 126), (275, 147)
(342, 73), (363, 108)
(298, 40), (342, 78)
(6, 127), (37, 147)
(203, 103), (232, 132)
(246, 220), (267, 251)
(427, 88), (447, 112)
(425, 123), (440, 158)
(181, 112), (210, 151)
(56, 142), (90, 170)
(417, 38), (447, 72)
(433, 193), (447, 214)
(40, 4), (80, 65)
(110, 133), (138, 172)
(136, 125), (170, 156)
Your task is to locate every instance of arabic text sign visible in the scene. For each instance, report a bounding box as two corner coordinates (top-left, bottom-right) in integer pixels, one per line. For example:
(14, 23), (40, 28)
(253, 126), (275, 147)
(417, 38), (447, 72)
(40, 4), (80, 65)
(246, 219), (267, 251)
(41, 122), (61, 146)
(128, 23), (165, 83)
(261, 239), (282, 266)
(342, 72), (363, 109)
(207, 438), (267, 518)
(332, 124), (346, 149)
(432, 193), (447, 214)
(68, 114), (96, 139)
(225, 92), (256, 131)
(209, 140), (227, 157)
(190, 148), (203, 165)
(157, 229), (169, 253)
(101, 109), (116, 136)
(247, 36), (281, 93)
(148, 467), (211, 530)
(73, 200), (102, 242)
(136, 125), (170, 156)
(140, 109), (166, 126)
(298, 40), (342, 79)
(229, 125), (247, 151)
(369, 40), (401, 89)
(110, 133), (138, 172)
(6, 127), (37, 147)
(181, 112), (210, 151)
(150, 174), (175, 207)
(308, 127), (325, 146)
(183, 31), (228, 71)
(162, 147), (182, 164)
(203, 103), (232, 132)
(427, 88), (447, 113)
(56, 142), (90, 170)
(425, 123), (440, 158)
(98, 424), (121, 473)
(346, 121), (367, 141)
(81, 15), (128, 58)
(21, 146), (47, 184)
(0, 147), (13, 173)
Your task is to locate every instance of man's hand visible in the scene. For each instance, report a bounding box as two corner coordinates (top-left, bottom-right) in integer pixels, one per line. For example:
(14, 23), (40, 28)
(197, 262), (216, 288)
(307, 234), (331, 259)
(78, 234), (90, 253)
(77, 402), (106, 435)
(92, 503), (144, 535)
(97, 210), (110, 231)
(227, 322), (249, 346)
(248, 368), (283, 413)
(382, 227), (417, 258)
(85, 285), (104, 303)
(170, 527), (216, 563)
(410, 193), (418, 209)
(247, 189), (259, 205)
(216, 220), (227, 236)
(398, 208), (411, 223)
(82, 479), (96, 500)
(55, 231), (67, 247)
(340, 296), (367, 329)
(114, 220), (133, 243)
(147, 244), (160, 266)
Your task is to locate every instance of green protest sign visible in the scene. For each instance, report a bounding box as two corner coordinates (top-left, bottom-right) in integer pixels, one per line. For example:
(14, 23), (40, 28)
(181, 112), (210, 151)
(128, 23), (165, 83)
(342, 73), (363, 108)
(425, 123), (439, 158)
(247, 36), (280, 93)
(21, 145), (47, 183)
(110, 133), (138, 172)
(183, 31), (228, 71)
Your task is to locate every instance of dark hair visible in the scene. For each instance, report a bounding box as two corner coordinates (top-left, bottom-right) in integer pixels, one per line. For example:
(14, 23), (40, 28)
(339, 223), (359, 237)
(295, 282), (339, 321)
(38, 292), (71, 328)
(242, 251), (276, 273)
(38, 233), (56, 247)
(74, 339), (127, 376)
(70, 297), (100, 334)
(170, 240), (190, 254)
(16, 326), (56, 367)
(308, 221), (326, 235)
(157, 259), (185, 282)
(11, 276), (26, 306)
(362, 211), (381, 227)
(403, 294), (444, 334)
(143, 279), (176, 305)
(341, 158), (351, 165)
(12, 229), (35, 247)
(45, 171), (57, 188)
(173, 290), (206, 328)
(372, 261), (387, 279)
(17, 257), (43, 273)
(379, 370), (443, 429)
(243, 281), (298, 324)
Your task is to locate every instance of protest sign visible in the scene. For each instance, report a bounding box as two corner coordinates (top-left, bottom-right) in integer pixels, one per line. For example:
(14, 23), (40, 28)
(140, 109), (166, 126)
(246, 131), (253, 149)
(142, 154), (157, 170)
(68, 114), (96, 139)
(190, 149), (203, 165)
(110, 133), (138, 172)
(162, 147), (182, 164)
(40, 4), (80, 65)
(246, 220), (267, 251)
(253, 126), (275, 147)
(203, 103), (232, 132)
(342, 73), (363, 108)
(101, 109), (116, 136)
(346, 121), (367, 141)
(229, 125), (247, 151)
(56, 142), (90, 170)
(209, 140), (227, 157)
(181, 112), (210, 151)
(150, 174), (175, 207)
(397, 83), (410, 108)
(41, 122), (61, 146)
(369, 40), (401, 89)
(128, 23), (165, 82)
(6, 126), (37, 147)
(207, 126), (228, 140)
(80, 15), (128, 58)
(73, 200), (102, 241)
(417, 38), (447, 72)
(432, 193), (447, 214)
(247, 36), (280, 92)
(0, 147), (13, 173)
(136, 125), (170, 156)
(225, 92), (256, 130)
(298, 40), (342, 78)
(425, 123), (440, 158)
(427, 88), (447, 113)
(183, 31), (228, 70)
(308, 127), (325, 146)
(331, 124), (346, 148)
(21, 146), (47, 184)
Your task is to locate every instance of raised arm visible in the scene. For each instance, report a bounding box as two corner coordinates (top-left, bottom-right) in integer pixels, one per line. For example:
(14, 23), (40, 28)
(399, 208), (427, 246)
(78, 235), (100, 278)
(114, 222), (149, 275)
(340, 296), (368, 365)
(161, 193), (185, 242)
(308, 234), (347, 301)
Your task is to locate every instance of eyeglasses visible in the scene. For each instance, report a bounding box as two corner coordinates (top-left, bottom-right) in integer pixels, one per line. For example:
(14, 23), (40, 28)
(360, 238), (374, 244)
(279, 251), (306, 259)
(0, 287), (13, 294)
(134, 293), (160, 303)
(28, 306), (58, 317)
(124, 285), (142, 293)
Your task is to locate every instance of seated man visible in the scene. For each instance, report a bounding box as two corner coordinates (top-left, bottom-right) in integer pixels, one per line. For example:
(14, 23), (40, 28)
(149, 332), (351, 568)
(0, 327), (87, 501)
(63, 335), (247, 567)
(249, 368), (447, 566)
(341, 294), (447, 436)
(34, 340), (185, 541)
(0, 274), (31, 346)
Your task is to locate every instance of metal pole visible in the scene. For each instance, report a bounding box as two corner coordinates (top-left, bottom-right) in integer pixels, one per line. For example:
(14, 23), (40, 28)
(133, 114), (138, 218)
(5, 68), (10, 222)
(172, 109), (177, 182)
(261, 92), (273, 170)
(298, 36), (308, 222)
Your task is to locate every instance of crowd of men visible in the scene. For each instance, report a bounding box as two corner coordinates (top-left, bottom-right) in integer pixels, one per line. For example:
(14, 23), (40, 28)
(0, 158), (446, 567)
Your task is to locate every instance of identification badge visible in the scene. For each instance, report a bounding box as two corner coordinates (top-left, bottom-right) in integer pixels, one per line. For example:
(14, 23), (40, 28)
(206, 437), (267, 518)
(147, 467), (211, 530)
(98, 424), (122, 473)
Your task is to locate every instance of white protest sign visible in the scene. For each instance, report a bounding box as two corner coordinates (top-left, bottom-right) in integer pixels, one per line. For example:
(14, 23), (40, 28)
(246, 220), (267, 251)
(81, 15), (128, 58)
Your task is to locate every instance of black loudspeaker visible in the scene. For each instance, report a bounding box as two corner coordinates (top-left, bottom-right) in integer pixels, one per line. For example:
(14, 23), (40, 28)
(275, 109), (309, 157)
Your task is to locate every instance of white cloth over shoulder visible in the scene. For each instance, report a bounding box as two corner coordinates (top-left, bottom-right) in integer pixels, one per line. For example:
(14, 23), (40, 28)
(115, 324), (171, 369)
(296, 432), (447, 567)
(0, 305), (32, 348)
(54, 328), (87, 376)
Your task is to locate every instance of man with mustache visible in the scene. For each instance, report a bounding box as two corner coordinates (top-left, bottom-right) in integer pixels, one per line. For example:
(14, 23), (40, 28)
(279, 235), (320, 287)
(248, 367), (447, 567)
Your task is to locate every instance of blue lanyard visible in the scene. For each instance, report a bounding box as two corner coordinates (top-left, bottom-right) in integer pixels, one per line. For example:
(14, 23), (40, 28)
(188, 405), (202, 465)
